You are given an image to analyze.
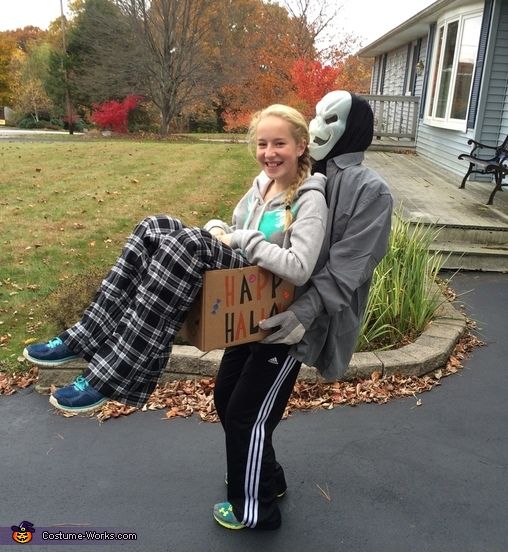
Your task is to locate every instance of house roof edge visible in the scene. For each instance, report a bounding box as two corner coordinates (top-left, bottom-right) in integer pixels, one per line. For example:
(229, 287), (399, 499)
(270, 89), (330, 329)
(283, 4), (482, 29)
(356, 0), (469, 58)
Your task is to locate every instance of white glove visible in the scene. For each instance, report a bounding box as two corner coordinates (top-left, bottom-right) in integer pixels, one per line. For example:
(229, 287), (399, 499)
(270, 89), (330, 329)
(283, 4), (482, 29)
(208, 227), (226, 238)
(259, 310), (305, 345)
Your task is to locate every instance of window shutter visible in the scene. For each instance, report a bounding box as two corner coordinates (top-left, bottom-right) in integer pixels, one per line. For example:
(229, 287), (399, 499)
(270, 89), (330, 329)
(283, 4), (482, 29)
(379, 53), (387, 93)
(373, 57), (382, 93)
(420, 24), (435, 119)
(410, 39), (422, 95)
(403, 44), (412, 93)
(467, 0), (494, 129)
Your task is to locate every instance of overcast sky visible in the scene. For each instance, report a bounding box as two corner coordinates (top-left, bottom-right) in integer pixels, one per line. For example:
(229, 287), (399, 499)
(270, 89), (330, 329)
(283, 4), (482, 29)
(1, 0), (436, 46)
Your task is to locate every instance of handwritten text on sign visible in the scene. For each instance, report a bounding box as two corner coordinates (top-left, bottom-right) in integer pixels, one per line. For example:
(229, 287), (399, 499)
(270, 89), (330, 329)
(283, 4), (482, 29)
(218, 271), (292, 344)
(180, 266), (294, 351)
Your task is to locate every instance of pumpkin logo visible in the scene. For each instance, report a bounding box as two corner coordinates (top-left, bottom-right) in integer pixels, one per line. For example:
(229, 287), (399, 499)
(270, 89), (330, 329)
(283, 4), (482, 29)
(11, 521), (35, 544)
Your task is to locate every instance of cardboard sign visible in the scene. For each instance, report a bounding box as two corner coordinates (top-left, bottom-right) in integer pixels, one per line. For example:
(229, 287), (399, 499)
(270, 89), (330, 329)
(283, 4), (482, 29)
(179, 266), (295, 351)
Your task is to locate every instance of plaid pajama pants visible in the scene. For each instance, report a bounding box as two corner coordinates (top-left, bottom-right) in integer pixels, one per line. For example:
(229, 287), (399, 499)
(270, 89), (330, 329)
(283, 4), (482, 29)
(62, 215), (249, 407)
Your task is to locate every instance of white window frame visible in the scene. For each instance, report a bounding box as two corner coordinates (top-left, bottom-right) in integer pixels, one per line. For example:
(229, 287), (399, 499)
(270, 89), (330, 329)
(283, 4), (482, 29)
(424, 3), (483, 131)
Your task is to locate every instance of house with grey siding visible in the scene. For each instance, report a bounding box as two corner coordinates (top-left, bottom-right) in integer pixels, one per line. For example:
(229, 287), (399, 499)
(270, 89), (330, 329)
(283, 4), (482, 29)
(358, 0), (507, 180)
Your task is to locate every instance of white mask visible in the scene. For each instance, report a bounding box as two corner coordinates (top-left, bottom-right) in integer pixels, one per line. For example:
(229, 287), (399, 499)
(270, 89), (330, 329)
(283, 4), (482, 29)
(309, 91), (352, 161)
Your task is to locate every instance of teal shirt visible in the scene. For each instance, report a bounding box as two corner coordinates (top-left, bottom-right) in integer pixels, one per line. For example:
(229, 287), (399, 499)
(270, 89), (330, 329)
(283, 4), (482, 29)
(257, 206), (296, 240)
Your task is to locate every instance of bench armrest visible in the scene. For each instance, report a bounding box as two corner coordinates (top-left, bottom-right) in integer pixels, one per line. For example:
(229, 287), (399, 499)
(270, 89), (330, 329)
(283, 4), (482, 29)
(466, 138), (497, 152)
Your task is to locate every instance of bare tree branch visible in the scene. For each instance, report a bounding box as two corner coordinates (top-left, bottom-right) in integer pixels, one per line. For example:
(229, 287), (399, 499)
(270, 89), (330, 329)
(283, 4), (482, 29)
(276, 0), (343, 56)
(115, 0), (213, 134)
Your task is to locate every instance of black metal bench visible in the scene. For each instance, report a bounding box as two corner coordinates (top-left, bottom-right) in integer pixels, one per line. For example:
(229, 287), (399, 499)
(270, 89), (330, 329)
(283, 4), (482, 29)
(458, 135), (508, 205)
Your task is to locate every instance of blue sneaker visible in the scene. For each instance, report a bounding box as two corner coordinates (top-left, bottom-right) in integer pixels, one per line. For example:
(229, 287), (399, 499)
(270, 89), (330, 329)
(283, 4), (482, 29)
(49, 376), (107, 413)
(52, 375), (88, 400)
(23, 337), (78, 366)
(213, 502), (245, 530)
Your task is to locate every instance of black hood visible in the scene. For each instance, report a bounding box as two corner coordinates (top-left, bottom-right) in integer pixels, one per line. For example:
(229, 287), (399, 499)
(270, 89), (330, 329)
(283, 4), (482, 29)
(312, 93), (374, 174)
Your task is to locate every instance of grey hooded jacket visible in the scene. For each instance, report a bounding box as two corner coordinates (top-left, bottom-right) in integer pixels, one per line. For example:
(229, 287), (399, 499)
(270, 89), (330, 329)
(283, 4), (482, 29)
(204, 171), (328, 287)
(289, 152), (393, 380)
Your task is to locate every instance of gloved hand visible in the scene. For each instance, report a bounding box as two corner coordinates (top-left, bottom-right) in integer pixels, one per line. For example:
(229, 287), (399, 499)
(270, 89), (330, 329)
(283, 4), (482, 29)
(208, 227), (226, 238)
(259, 310), (305, 345)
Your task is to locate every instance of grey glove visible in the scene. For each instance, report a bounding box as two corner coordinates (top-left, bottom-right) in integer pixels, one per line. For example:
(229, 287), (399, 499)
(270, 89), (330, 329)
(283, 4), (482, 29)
(259, 310), (305, 345)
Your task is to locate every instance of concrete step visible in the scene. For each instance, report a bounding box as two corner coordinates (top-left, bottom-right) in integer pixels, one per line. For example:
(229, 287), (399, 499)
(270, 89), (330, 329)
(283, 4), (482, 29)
(430, 242), (508, 272)
(409, 221), (508, 247)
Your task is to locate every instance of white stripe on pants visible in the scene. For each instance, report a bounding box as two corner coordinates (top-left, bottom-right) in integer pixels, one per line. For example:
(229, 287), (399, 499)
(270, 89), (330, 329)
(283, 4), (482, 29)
(243, 355), (298, 527)
(214, 343), (302, 529)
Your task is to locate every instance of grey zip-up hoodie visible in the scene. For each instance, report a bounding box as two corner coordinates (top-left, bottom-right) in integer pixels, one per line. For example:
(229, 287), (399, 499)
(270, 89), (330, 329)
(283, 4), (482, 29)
(204, 171), (328, 287)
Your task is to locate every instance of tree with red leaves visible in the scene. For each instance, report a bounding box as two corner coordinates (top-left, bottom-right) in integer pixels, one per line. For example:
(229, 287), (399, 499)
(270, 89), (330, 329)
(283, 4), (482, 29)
(290, 58), (341, 118)
(91, 94), (143, 133)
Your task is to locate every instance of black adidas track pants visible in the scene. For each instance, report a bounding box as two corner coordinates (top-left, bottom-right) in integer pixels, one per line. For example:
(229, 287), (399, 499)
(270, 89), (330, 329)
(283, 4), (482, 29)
(214, 342), (301, 529)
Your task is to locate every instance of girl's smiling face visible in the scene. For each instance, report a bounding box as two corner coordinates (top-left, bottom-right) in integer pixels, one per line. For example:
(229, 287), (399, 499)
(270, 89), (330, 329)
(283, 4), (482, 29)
(255, 115), (306, 189)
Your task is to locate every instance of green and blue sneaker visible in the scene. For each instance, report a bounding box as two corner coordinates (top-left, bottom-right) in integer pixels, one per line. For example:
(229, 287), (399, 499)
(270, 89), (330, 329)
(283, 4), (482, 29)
(23, 337), (78, 366)
(213, 502), (246, 530)
(49, 376), (107, 413)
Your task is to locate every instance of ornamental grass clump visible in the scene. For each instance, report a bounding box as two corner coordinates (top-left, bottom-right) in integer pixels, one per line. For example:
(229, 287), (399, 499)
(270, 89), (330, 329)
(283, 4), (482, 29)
(356, 213), (445, 352)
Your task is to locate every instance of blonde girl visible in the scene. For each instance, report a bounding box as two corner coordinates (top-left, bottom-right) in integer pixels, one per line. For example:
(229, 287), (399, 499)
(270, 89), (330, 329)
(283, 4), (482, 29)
(210, 105), (328, 531)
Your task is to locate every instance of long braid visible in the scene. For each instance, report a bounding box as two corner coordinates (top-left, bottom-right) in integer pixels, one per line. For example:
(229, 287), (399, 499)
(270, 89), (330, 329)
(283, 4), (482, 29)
(283, 146), (311, 229)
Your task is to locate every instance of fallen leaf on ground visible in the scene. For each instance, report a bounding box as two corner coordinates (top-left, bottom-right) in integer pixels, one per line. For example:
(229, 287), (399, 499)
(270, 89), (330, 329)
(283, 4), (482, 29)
(0, 366), (38, 395)
(316, 483), (331, 501)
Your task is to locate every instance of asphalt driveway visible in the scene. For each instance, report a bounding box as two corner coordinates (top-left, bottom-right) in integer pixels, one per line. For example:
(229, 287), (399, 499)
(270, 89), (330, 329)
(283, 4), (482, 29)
(1, 271), (507, 552)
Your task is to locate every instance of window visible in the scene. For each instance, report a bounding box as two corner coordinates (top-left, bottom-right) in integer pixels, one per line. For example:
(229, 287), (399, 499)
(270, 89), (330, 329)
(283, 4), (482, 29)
(425, 6), (482, 130)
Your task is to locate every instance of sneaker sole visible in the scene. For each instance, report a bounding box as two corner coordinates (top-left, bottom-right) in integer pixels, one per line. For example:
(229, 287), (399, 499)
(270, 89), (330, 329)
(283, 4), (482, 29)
(49, 394), (108, 413)
(23, 348), (79, 367)
(213, 513), (245, 530)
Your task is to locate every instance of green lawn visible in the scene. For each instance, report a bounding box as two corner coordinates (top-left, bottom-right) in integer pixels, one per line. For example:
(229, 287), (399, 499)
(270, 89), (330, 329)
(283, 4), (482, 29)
(0, 135), (447, 373)
(0, 136), (257, 370)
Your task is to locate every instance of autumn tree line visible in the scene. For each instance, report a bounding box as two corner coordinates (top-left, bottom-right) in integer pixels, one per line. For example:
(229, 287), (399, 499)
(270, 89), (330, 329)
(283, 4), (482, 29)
(0, 0), (372, 134)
